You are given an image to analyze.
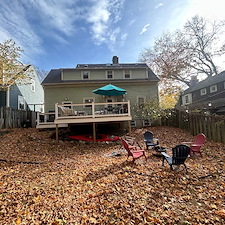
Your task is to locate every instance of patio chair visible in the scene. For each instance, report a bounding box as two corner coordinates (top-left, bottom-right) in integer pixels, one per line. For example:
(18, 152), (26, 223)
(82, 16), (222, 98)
(162, 144), (190, 173)
(144, 131), (159, 150)
(120, 138), (147, 164)
(182, 133), (206, 156)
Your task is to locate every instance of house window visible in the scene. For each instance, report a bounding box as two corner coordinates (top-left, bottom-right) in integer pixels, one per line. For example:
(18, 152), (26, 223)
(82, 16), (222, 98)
(62, 101), (72, 108)
(83, 98), (94, 107)
(143, 119), (150, 127)
(106, 70), (113, 79)
(82, 71), (89, 79)
(200, 88), (207, 96)
(182, 93), (192, 105)
(185, 95), (189, 104)
(31, 79), (35, 92)
(130, 120), (136, 127)
(137, 96), (145, 108)
(124, 70), (131, 79)
(210, 85), (217, 93)
(18, 95), (25, 110)
(40, 103), (44, 113)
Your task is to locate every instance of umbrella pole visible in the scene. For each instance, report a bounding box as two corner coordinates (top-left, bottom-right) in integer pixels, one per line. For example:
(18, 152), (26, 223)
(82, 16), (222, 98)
(93, 122), (96, 143)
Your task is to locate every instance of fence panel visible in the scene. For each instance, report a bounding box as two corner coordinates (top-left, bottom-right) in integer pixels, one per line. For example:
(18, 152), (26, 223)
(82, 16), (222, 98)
(0, 107), (36, 129)
(161, 110), (225, 144)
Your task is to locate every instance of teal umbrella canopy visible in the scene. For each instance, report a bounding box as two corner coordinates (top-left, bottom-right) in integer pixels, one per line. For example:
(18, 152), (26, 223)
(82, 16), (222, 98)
(92, 84), (127, 96)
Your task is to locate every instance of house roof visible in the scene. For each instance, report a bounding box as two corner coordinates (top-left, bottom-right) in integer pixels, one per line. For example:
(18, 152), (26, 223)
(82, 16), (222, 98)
(42, 63), (159, 85)
(42, 69), (61, 84)
(183, 71), (225, 94)
(76, 63), (149, 69)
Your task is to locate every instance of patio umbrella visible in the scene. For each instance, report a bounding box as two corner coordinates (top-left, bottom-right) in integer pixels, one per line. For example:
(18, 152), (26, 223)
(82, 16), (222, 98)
(92, 84), (127, 96)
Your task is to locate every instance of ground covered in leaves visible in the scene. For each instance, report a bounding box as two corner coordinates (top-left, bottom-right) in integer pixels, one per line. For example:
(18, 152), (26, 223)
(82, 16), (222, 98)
(0, 127), (224, 225)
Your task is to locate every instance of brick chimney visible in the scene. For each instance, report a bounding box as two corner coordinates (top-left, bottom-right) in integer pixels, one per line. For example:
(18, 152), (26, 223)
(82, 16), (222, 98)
(112, 56), (119, 64)
(190, 76), (198, 87)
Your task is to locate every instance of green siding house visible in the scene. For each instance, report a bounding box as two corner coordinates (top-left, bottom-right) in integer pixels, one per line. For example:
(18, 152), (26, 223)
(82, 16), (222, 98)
(41, 56), (159, 129)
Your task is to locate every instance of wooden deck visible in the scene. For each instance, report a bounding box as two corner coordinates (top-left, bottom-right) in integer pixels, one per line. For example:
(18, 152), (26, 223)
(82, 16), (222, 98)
(36, 101), (132, 129)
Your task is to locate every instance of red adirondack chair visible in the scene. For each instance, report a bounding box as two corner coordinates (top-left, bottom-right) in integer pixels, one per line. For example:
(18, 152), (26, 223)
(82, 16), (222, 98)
(183, 133), (206, 156)
(120, 138), (147, 163)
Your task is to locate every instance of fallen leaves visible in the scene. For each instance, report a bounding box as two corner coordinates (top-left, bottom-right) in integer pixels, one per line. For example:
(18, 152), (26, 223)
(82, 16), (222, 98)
(0, 127), (224, 224)
(216, 209), (225, 218)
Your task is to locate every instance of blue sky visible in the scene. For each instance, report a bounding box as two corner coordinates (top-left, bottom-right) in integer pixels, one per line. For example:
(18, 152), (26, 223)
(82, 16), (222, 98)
(0, 0), (224, 71)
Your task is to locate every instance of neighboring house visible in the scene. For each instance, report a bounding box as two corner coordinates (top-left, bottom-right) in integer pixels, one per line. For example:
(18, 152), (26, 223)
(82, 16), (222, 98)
(41, 56), (159, 128)
(177, 71), (225, 114)
(0, 65), (44, 112)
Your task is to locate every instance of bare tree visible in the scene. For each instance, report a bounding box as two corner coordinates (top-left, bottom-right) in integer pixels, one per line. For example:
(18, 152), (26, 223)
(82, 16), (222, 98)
(140, 16), (225, 87)
(36, 68), (49, 82)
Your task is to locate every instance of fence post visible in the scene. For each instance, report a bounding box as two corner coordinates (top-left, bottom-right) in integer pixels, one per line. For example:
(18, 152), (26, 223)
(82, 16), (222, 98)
(211, 116), (216, 141)
(202, 115), (207, 136)
(222, 120), (225, 144)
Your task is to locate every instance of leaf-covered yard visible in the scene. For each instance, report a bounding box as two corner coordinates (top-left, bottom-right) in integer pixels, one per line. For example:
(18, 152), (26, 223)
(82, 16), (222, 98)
(0, 127), (224, 225)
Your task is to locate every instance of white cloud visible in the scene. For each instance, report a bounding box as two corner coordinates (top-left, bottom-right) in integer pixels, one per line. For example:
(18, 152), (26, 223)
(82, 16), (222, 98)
(140, 24), (150, 35)
(0, 0), (126, 64)
(128, 19), (136, 26)
(32, 0), (81, 36)
(0, 1), (43, 64)
(186, 0), (225, 20)
(155, 3), (163, 9)
(86, 0), (125, 46)
(121, 33), (127, 41)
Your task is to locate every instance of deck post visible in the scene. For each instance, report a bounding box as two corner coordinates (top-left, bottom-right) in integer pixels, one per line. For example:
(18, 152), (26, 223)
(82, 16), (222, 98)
(93, 122), (96, 142)
(56, 124), (59, 143)
(128, 121), (131, 135)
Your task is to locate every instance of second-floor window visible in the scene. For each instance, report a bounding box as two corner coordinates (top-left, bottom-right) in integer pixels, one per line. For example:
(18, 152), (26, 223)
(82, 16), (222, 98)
(106, 70), (113, 79)
(200, 88), (206, 96)
(82, 71), (89, 79)
(124, 70), (131, 79)
(210, 85), (217, 93)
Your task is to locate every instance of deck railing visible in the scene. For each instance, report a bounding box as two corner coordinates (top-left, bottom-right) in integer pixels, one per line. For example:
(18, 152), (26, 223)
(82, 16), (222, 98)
(55, 101), (130, 119)
(36, 101), (130, 127)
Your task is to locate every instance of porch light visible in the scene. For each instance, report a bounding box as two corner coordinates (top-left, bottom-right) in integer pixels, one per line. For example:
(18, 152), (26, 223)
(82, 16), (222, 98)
(208, 102), (212, 107)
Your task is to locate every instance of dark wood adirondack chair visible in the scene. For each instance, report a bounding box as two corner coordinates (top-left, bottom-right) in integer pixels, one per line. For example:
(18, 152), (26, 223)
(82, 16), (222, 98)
(183, 133), (206, 156)
(144, 131), (159, 150)
(121, 138), (147, 164)
(162, 144), (190, 173)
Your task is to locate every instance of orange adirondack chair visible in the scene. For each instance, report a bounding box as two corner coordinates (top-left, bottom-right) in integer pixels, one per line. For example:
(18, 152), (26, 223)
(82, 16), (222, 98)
(183, 133), (206, 156)
(120, 138), (147, 164)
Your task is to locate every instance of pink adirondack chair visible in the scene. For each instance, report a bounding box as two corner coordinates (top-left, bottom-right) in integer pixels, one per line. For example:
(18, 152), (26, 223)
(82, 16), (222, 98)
(183, 133), (206, 156)
(121, 138), (147, 163)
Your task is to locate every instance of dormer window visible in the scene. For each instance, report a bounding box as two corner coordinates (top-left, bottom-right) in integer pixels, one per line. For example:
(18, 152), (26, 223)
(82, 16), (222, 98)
(124, 70), (131, 79)
(200, 88), (206, 96)
(82, 71), (89, 79)
(210, 85), (217, 93)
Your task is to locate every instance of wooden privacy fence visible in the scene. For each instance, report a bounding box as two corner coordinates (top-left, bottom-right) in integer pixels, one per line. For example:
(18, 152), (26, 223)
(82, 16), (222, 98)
(161, 110), (225, 144)
(0, 107), (37, 129)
